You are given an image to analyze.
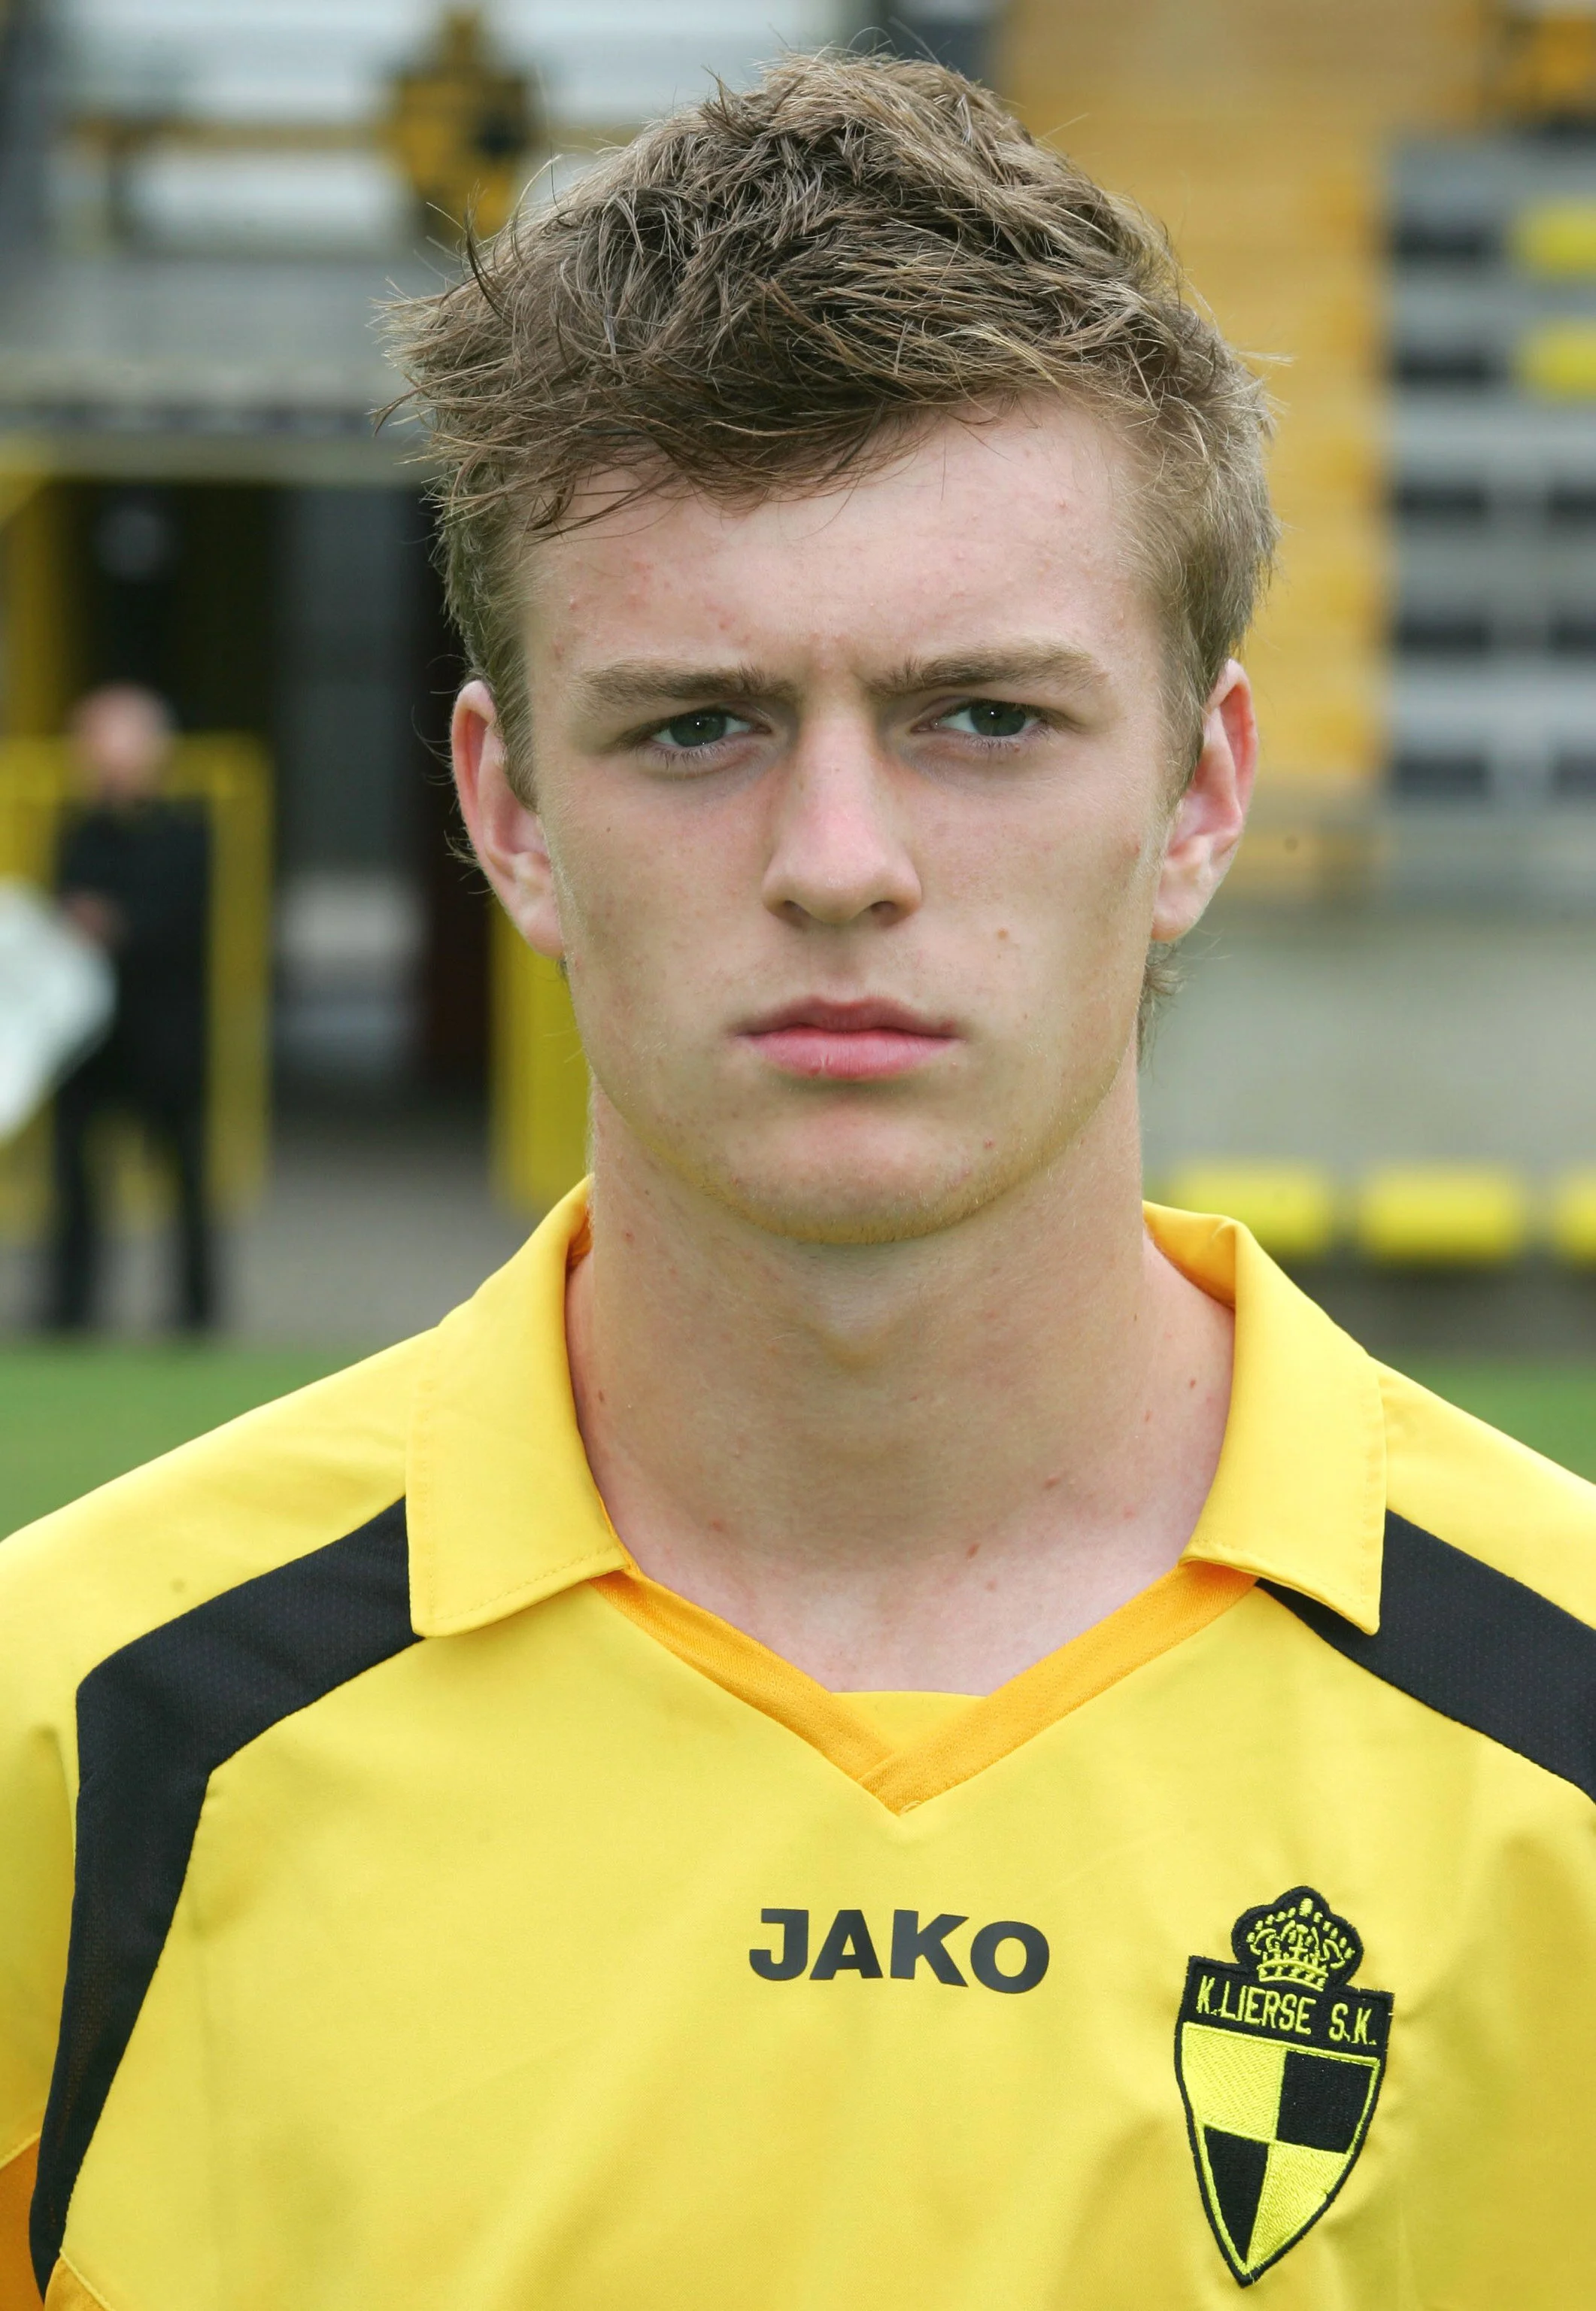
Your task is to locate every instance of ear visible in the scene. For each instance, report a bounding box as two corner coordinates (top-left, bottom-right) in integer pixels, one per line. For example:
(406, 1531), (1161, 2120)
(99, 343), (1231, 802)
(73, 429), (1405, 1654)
(1150, 660), (1258, 944)
(451, 679), (565, 961)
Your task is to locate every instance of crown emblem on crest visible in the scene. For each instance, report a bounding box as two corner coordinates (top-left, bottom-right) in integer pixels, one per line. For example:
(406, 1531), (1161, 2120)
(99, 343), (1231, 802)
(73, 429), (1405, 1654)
(1231, 1887), (1362, 1991)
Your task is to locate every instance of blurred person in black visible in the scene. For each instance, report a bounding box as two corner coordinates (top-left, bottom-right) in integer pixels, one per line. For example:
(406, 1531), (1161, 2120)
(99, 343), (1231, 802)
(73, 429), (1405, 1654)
(43, 685), (214, 1331)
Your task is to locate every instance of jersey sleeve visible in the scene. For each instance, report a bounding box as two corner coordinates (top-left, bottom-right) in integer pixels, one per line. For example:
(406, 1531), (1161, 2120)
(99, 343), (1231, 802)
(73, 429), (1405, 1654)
(0, 1570), (77, 2308)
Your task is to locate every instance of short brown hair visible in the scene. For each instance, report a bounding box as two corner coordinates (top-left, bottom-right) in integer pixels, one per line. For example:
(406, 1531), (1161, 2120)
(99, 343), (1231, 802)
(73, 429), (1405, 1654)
(387, 48), (1274, 798)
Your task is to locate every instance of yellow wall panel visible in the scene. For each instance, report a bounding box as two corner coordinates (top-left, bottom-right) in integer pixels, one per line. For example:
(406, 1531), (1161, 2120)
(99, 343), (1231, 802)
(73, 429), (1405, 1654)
(1003, 0), (1486, 117)
(1000, 0), (1490, 789)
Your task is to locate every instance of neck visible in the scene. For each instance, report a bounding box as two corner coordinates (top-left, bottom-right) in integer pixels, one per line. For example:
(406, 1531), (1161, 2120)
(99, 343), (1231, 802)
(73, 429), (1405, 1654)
(566, 1071), (1233, 1693)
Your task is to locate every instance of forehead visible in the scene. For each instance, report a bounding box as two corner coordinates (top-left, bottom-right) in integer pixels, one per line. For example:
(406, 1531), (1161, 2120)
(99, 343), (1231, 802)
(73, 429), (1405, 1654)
(522, 402), (1155, 676)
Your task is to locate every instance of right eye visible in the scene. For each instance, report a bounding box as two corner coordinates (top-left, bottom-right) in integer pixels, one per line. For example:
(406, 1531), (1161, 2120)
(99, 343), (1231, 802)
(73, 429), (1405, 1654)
(651, 710), (754, 752)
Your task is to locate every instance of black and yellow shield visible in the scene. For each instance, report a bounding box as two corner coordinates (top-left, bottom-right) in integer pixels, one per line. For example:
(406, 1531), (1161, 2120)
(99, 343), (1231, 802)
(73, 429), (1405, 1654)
(1176, 1887), (1391, 2285)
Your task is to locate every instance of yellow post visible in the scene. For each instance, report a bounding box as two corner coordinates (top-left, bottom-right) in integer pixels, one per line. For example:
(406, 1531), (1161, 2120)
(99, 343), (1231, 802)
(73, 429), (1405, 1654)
(2, 477), (77, 739)
(492, 909), (590, 1211)
(168, 736), (274, 1211)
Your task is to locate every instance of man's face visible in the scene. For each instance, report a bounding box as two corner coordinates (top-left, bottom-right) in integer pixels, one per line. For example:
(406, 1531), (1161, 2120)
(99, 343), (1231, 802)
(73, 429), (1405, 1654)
(463, 402), (1253, 1244)
(72, 688), (171, 806)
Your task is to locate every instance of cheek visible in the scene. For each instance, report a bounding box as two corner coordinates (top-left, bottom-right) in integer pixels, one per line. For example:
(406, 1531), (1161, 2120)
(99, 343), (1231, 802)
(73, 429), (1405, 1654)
(996, 800), (1162, 960)
(548, 791), (736, 1007)
(1080, 772), (1173, 925)
(970, 824), (1161, 1059)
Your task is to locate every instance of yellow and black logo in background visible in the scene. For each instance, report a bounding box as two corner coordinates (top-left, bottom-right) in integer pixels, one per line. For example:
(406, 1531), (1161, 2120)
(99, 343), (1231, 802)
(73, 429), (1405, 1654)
(1176, 1887), (1391, 2285)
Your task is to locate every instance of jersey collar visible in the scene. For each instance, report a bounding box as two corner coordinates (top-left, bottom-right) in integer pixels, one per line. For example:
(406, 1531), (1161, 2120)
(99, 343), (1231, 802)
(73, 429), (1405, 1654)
(407, 1187), (1386, 1641)
(1147, 1203), (1385, 1634)
(407, 1184), (627, 1635)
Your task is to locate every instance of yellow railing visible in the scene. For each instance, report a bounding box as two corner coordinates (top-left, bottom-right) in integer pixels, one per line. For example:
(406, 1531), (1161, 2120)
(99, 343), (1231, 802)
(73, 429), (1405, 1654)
(1158, 1161), (1596, 1268)
(0, 735), (272, 1234)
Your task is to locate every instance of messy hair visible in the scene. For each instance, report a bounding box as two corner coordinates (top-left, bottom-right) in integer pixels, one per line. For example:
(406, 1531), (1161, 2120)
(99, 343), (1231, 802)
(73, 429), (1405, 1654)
(385, 49), (1276, 1033)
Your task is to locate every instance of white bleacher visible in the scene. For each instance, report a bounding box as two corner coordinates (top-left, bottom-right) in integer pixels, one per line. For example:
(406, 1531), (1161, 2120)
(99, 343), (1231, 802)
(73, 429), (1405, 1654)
(59, 2), (845, 129)
(53, 2), (848, 257)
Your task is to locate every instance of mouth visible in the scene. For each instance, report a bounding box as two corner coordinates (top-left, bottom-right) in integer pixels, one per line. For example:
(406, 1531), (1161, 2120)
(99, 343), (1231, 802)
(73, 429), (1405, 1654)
(737, 998), (958, 1082)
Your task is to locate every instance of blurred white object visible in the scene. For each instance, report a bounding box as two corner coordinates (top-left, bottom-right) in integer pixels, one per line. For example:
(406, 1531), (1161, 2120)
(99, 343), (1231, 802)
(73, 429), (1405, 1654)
(0, 881), (115, 1144)
(126, 151), (411, 258)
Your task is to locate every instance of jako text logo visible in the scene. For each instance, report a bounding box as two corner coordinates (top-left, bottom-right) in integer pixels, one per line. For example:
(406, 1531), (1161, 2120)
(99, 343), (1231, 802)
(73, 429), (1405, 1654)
(750, 1908), (1049, 1993)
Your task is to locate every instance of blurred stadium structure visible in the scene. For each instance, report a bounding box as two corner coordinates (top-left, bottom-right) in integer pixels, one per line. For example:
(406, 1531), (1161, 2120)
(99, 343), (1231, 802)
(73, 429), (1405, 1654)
(1, 0), (1595, 1344)
(1009, 0), (1596, 1333)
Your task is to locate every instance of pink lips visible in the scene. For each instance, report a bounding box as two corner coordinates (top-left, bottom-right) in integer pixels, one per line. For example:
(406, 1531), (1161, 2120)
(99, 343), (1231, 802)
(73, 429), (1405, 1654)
(739, 998), (957, 1081)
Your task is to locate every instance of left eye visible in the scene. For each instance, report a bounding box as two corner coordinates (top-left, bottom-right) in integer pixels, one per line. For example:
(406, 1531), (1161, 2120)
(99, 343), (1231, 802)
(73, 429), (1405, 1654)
(938, 700), (1035, 740)
(654, 710), (752, 751)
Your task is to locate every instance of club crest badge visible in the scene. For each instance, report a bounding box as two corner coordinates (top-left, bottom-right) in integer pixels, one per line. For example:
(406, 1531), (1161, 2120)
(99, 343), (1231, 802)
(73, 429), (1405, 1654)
(1176, 1887), (1391, 2285)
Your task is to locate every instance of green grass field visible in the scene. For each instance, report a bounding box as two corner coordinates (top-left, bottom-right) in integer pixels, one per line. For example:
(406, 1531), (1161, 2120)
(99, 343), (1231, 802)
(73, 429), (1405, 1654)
(2, 1346), (1595, 1541)
(0, 1347), (355, 1538)
(1405, 1362), (1596, 1483)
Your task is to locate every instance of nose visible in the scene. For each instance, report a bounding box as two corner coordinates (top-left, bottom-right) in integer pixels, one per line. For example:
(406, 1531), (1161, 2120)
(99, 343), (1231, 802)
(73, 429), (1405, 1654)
(760, 716), (923, 930)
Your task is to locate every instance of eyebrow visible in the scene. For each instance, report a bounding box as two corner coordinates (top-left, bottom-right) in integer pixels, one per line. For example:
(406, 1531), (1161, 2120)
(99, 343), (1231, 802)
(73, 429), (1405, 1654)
(874, 645), (1109, 700)
(574, 643), (1108, 718)
(574, 661), (797, 715)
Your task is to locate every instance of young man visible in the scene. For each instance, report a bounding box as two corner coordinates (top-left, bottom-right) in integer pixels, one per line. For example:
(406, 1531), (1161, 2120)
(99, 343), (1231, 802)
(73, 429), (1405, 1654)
(2, 53), (1594, 2310)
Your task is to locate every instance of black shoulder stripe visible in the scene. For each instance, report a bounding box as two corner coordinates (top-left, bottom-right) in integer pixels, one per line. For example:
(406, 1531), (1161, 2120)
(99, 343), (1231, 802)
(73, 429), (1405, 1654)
(31, 1499), (417, 2294)
(1266, 1511), (1596, 1806)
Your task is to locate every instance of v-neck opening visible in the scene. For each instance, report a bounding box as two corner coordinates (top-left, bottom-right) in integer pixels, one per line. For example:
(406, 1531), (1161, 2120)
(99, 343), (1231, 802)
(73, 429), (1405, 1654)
(592, 1559), (1254, 1812)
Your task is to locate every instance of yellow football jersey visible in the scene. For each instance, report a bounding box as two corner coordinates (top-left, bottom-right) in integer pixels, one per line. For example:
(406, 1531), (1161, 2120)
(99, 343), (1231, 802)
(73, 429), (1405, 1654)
(4, 1189), (1596, 2308)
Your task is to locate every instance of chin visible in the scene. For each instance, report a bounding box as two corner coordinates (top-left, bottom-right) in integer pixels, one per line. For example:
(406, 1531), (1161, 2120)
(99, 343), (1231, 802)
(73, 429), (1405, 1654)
(596, 1064), (1127, 1246)
(689, 1136), (1038, 1247)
